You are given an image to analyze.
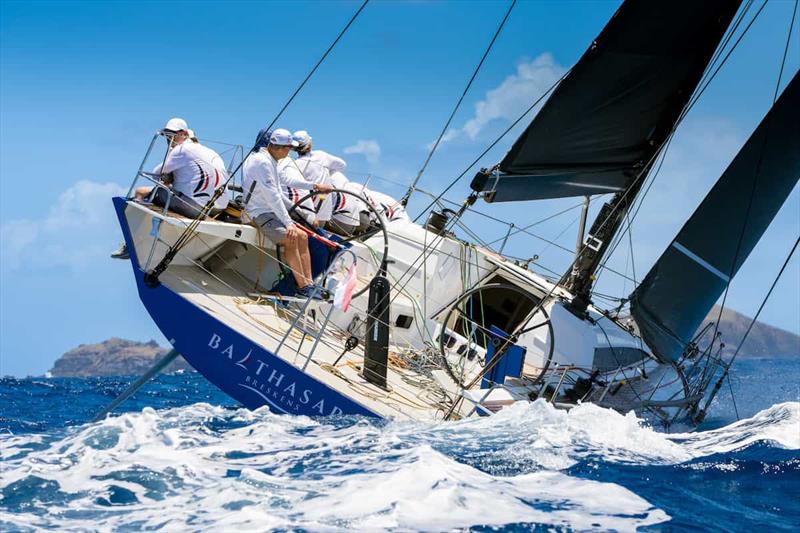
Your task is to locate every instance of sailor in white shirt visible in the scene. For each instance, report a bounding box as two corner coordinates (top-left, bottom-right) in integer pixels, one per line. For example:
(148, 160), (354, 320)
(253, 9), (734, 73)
(363, 188), (410, 223)
(243, 128), (327, 298)
(277, 157), (327, 226)
(136, 118), (229, 218)
(112, 118), (228, 259)
(292, 130), (350, 189)
(291, 130), (366, 233)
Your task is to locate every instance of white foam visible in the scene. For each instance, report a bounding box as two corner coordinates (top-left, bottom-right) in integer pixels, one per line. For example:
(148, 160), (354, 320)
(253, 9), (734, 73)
(1, 400), (796, 530)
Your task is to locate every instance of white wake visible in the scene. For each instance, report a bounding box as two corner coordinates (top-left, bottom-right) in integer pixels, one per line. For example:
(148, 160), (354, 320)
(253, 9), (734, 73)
(1, 400), (797, 531)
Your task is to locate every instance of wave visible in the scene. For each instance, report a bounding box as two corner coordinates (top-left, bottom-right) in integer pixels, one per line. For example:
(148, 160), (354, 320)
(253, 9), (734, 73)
(1, 400), (797, 531)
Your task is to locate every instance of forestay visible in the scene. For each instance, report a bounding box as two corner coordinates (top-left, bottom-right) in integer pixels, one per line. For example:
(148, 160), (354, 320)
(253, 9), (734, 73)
(630, 72), (800, 363)
(472, 0), (742, 202)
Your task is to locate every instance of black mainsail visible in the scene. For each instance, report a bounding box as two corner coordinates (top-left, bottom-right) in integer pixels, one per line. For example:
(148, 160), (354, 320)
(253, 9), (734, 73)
(471, 0), (742, 203)
(630, 72), (800, 363)
(469, 0), (742, 310)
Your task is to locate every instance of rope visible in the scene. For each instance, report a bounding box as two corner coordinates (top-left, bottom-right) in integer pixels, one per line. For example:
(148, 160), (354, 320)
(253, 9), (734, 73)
(402, 0), (516, 205)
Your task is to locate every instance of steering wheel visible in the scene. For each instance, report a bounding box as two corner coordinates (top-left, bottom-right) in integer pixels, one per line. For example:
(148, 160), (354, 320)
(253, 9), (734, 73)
(438, 283), (555, 389)
(288, 188), (390, 299)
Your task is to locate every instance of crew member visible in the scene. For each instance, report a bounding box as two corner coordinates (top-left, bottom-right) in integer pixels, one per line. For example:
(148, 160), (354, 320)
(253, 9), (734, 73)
(363, 188), (410, 223)
(243, 128), (320, 298)
(292, 130), (350, 189)
(278, 157), (332, 227)
(113, 118), (228, 259)
(135, 118), (229, 217)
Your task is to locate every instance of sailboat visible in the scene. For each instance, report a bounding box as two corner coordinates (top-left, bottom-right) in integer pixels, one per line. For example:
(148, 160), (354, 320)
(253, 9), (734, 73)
(108, 0), (798, 427)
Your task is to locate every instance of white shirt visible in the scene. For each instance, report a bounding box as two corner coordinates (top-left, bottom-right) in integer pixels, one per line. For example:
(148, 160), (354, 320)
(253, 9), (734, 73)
(313, 181), (364, 225)
(243, 149), (294, 227)
(295, 150), (348, 187)
(278, 158), (316, 224)
(153, 140), (229, 209)
(366, 189), (409, 222)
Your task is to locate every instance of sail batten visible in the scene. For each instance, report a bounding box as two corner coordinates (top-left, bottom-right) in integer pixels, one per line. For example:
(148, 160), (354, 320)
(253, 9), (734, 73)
(631, 72), (800, 363)
(472, 0), (742, 203)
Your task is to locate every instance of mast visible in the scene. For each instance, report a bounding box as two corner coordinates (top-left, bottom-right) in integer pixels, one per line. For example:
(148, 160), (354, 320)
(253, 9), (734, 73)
(562, 174), (646, 310)
(574, 195), (591, 256)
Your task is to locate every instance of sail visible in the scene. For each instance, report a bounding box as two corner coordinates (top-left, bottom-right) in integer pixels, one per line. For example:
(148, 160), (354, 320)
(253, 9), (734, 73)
(630, 72), (800, 363)
(472, 0), (742, 202)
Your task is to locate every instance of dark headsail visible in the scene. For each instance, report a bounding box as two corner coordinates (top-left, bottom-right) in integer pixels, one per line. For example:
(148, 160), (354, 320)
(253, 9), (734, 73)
(630, 72), (800, 363)
(471, 0), (742, 202)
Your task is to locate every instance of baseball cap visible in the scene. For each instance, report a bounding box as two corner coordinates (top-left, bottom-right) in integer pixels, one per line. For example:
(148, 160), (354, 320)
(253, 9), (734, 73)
(269, 128), (298, 147)
(292, 130), (312, 147)
(162, 117), (188, 133)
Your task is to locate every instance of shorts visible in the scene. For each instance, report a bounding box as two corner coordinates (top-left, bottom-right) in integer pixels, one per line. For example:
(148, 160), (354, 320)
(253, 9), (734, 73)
(253, 214), (288, 244)
(325, 211), (371, 236)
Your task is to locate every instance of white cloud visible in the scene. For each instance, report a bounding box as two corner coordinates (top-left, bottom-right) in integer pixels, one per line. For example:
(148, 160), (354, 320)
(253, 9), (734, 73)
(1, 180), (126, 272)
(344, 139), (381, 165)
(440, 53), (566, 144)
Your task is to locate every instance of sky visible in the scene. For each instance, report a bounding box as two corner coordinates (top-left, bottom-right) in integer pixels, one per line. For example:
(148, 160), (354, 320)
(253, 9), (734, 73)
(1, 0), (798, 376)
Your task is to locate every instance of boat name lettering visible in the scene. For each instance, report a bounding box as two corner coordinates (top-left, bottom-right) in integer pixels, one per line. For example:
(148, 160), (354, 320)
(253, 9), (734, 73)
(207, 332), (343, 416)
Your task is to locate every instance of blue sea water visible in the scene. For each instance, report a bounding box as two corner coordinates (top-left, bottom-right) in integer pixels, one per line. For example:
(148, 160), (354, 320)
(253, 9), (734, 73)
(1, 358), (798, 531)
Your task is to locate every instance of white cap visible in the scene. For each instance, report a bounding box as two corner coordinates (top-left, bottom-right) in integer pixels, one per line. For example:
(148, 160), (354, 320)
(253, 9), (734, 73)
(163, 117), (188, 132)
(292, 130), (312, 147)
(269, 128), (298, 147)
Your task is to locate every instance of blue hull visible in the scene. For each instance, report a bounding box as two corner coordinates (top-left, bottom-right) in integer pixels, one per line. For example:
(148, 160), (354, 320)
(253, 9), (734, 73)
(113, 197), (378, 418)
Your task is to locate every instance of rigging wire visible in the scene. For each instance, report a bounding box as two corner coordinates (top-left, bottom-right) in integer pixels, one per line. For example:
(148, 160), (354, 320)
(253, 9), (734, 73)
(698, 235), (799, 421)
(402, 0), (517, 205)
(145, 0), (370, 283)
(591, 0), (767, 297)
(709, 0), (795, 359)
(410, 69), (569, 224)
(394, 1), (773, 381)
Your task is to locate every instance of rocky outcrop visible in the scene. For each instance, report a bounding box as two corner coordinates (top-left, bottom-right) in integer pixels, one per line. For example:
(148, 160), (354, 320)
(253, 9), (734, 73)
(698, 306), (799, 359)
(49, 338), (193, 377)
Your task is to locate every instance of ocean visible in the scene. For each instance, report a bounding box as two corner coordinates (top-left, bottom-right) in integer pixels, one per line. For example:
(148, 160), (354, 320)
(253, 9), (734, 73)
(1, 357), (798, 532)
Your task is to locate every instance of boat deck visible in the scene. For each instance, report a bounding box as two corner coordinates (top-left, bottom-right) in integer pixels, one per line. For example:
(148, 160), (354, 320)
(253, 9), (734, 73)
(159, 265), (454, 421)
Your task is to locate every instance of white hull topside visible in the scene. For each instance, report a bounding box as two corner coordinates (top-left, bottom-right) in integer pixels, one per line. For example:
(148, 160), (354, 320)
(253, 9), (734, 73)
(122, 199), (689, 422)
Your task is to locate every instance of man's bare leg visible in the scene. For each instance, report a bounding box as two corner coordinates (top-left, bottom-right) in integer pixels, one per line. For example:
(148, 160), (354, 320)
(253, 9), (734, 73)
(296, 233), (313, 287)
(282, 240), (312, 288)
(134, 186), (153, 201)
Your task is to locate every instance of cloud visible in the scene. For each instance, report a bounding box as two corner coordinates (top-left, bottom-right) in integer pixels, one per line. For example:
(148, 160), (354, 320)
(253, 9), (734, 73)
(344, 139), (381, 165)
(440, 53), (566, 144)
(1, 180), (126, 272)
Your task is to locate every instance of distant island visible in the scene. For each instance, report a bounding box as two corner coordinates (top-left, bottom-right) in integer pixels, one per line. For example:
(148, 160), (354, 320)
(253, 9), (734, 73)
(49, 338), (192, 377)
(698, 305), (798, 359)
(49, 306), (797, 377)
